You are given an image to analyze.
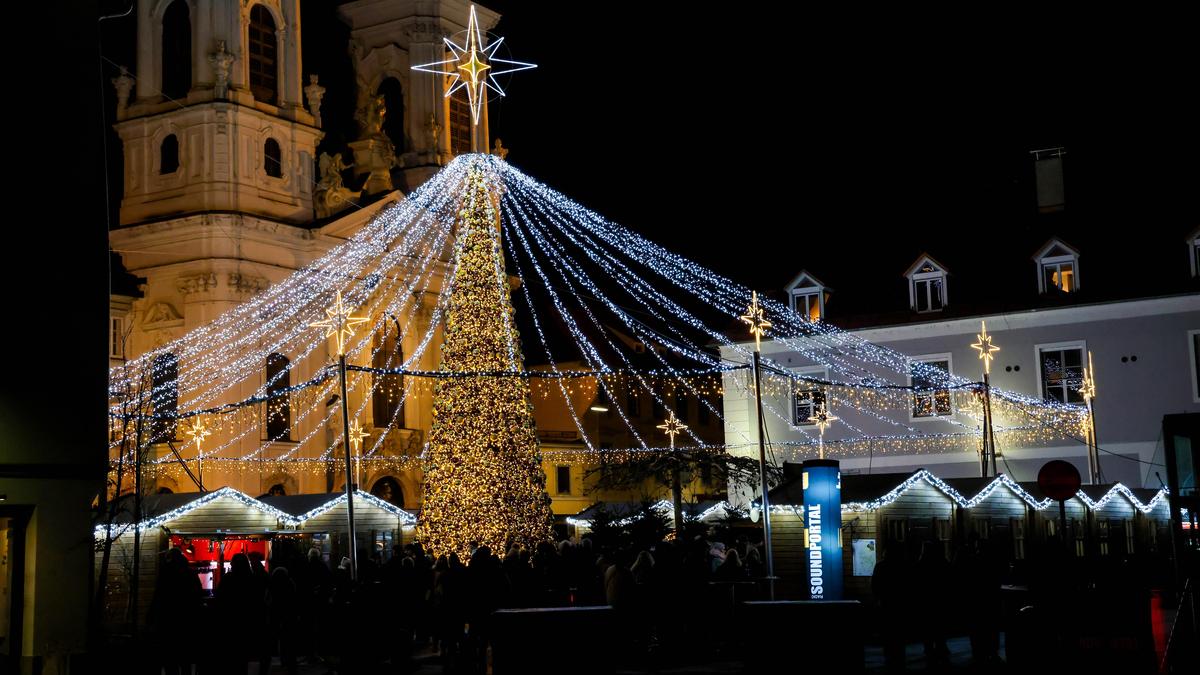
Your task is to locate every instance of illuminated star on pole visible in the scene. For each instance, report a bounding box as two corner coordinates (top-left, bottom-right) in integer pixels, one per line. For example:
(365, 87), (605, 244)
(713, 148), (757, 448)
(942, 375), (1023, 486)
(411, 4), (537, 126)
(1078, 350), (1096, 402)
(349, 418), (370, 453)
(184, 416), (211, 452)
(740, 291), (772, 352)
(808, 406), (838, 435)
(657, 410), (689, 449)
(309, 290), (368, 356)
(970, 321), (1000, 375)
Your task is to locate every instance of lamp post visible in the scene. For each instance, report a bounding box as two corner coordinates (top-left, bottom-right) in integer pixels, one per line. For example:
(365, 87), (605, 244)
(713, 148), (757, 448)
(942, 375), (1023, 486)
(310, 290), (369, 581)
(970, 321), (1000, 477)
(657, 410), (689, 540)
(739, 291), (776, 600)
(1078, 351), (1099, 483)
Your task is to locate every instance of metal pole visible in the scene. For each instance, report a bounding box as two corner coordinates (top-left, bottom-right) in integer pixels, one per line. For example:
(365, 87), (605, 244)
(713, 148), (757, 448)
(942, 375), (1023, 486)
(1085, 398), (1099, 483)
(338, 354), (359, 581)
(752, 351), (776, 600)
(131, 411), (144, 636)
(669, 428), (684, 540)
(983, 373), (997, 477)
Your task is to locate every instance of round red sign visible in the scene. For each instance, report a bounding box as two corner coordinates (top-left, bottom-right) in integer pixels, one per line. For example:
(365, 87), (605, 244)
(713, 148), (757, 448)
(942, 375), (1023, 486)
(1037, 460), (1082, 501)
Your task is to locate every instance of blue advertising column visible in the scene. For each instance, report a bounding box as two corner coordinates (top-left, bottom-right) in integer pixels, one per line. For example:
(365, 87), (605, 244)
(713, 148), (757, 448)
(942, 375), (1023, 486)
(802, 459), (843, 600)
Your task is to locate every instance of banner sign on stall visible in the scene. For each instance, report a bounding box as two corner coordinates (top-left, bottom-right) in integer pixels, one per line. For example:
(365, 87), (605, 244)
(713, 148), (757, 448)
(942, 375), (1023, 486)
(802, 459), (843, 600)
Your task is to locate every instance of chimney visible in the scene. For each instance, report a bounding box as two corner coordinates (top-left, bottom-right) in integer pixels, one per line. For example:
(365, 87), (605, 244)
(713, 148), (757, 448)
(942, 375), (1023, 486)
(1030, 147), (1066, 213)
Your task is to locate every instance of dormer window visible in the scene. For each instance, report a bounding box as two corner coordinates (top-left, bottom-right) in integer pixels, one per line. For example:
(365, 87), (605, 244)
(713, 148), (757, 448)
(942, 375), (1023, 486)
(784, 271), (827, 322)
(1189, 230), (1200, 278)
(1034, 238), (1080, 294)
(904, 255), (948, 313)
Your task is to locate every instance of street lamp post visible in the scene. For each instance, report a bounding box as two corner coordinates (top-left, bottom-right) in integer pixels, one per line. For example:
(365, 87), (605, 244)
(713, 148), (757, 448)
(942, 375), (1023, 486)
(310, 290), (369, 581)
(970, 322), (1000, 477)
(740, 291), (776, 600)
(657, 410), (689, 540)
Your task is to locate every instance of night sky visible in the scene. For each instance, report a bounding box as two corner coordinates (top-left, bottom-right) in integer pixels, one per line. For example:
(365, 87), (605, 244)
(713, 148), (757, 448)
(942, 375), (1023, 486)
(478, 4), (1194, 291)
(97, 3), (1196, 295)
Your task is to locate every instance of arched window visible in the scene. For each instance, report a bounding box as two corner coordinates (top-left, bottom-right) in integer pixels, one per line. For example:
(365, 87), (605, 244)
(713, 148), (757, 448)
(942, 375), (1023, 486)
(160, 134), (179, 174)
(161, 0), (192, 100)
(151, 353), (179, 441)
(264, 138), (282, 178)
(371, 476), (404, 507)
(248, 5), (278, 103)
(265, 353), (291, 440)
(372, 327), (404, 427)
(377, 77), (406, 154)
(267, 483), (287, 496)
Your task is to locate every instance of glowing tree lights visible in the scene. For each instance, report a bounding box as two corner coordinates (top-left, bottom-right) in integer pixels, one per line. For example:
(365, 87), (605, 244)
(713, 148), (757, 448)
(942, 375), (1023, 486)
(417, 163), (554, 557)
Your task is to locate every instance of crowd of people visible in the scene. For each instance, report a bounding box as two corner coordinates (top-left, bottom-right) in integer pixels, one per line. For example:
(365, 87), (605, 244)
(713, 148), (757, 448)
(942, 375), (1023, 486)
(146, 533), (770, 674)
(144, 529), (1180, 673)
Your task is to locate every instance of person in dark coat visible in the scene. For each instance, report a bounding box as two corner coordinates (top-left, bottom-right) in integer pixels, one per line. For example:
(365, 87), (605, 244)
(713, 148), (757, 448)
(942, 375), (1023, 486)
(216, 552), (266, 673)
(148, 547), (203, 675)
(266, 566), (300, 675)
(872, 546), (908, 673)
(915, 540), (951, 664)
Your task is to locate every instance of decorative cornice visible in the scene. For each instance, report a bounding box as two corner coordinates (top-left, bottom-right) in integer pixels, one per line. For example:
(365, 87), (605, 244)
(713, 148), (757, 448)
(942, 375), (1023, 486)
(176, 272), (218, 296)
(229, 272), (270, 295)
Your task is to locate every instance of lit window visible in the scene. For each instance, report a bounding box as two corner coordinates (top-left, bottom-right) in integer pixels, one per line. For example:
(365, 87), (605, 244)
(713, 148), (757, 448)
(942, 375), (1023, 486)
(785, 272), (827, 322)
(792, 289), (822, 322)
(1035, 239), (1080, 294)
(905, 256), (948, 313)
(910, 356), (952, 418)
(1037, 342), (1085, 404)
(109, 316), (126, 359)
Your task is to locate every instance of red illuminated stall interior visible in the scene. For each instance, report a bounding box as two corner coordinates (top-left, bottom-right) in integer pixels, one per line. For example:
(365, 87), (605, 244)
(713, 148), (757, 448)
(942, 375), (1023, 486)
(170, 533), (271, 591)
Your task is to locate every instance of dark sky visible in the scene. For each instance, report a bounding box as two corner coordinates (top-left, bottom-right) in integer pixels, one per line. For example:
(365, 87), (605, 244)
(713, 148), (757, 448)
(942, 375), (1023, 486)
(479, 4), (1195, 291)
(97, 3), (1196, 294)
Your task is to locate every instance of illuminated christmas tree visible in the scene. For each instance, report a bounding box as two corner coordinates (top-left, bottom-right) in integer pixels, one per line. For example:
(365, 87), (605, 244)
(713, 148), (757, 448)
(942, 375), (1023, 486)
(417, 163), (554, 557)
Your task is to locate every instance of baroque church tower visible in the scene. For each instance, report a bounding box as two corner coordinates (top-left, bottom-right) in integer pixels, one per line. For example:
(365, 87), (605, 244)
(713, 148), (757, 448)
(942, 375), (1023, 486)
(109, 0), (497, 500)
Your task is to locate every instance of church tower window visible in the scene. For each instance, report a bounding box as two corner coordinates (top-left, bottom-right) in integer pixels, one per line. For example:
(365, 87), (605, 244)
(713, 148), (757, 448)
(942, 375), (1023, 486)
(249, 5), (279, 104)
(160, 134), (179, 174)
(264, 138), (283, 178)
(161, 0), (191, 100)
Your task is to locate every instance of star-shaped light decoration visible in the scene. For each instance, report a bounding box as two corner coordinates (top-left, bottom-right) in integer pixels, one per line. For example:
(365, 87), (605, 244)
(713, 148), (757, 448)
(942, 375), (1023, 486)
(740, 291), (772, 352)
(808, 405), (838, 435)
(348, 418), (370, 453)
(411, 5), (537, 126)
(1077, 350), (1096, 402)
(657, 410), (689, 449)
(309, 290), (368, 356)
(184, 416), (211, 452)
(970, 321), (1000, 375)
